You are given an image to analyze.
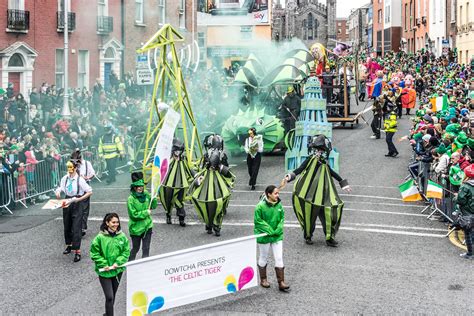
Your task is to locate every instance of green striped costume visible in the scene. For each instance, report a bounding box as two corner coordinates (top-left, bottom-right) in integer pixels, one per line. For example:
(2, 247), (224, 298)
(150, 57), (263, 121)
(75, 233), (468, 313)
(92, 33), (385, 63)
(159, 158), (194, 215)
(291, 156), (344, 241)
(189, 168), (235, 229)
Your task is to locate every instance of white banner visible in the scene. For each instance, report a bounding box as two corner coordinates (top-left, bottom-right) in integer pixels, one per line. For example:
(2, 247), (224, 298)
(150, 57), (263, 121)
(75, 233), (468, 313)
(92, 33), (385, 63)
(151, 108), (180, 198)
(126, 234), (262, 314)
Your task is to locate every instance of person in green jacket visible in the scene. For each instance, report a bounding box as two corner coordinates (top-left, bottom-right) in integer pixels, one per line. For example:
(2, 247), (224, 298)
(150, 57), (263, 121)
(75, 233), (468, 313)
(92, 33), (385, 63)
(254, 185), (290, 292)
(383, 111), (399, 157)
(90, 212), (130, 316)
(455, 164), (474, 259)
(128, 172), (158, 261)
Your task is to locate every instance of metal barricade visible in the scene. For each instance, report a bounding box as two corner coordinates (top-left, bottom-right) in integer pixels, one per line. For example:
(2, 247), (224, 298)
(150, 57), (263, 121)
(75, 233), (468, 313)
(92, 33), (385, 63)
(0, 172), (13, 214)
(9, 154), (69, 208)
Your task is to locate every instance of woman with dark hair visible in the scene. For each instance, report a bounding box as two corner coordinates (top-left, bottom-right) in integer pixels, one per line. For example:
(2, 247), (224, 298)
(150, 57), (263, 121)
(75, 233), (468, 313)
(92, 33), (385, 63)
(55, 160), (93, 262)
(90, 213), (130, 316)
(127, 172), (157, 260)
(254, 185), (289, 292)
(244, 127), (263, 190)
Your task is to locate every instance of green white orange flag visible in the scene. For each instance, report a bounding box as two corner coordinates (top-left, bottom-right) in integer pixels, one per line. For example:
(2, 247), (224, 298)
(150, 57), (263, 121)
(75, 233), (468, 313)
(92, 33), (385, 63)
(426, 180), (443, 199)
(398, 179), (422, 201)
(429, 95), (448, 112)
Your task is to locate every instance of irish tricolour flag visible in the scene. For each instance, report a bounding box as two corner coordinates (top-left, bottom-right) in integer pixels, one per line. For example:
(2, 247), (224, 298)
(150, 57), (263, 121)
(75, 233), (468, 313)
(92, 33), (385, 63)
(399, 179), (422, 201)
(429, 95), (448, 112)
(426, 180), (443, 199)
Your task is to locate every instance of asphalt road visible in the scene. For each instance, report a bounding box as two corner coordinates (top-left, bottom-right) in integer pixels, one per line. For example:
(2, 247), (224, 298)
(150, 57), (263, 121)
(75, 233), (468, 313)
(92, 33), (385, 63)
(1, 100), (473, 315)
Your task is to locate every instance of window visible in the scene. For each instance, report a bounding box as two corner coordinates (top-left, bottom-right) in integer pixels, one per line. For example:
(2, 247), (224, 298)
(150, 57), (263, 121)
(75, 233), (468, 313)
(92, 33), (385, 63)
(158, 0), (165, 25)
(8, 0), (24, 10)
(338, 22), (341, 26)
(417, 0), (421, 18)
(440, 0), (443, 22)
(135, 0), (144, 24)
(58, 0), (71, 11)
(466, 3), (469, 28)
(303, 20), (307, 40)
(451, 0), (456, 22)
(385, 5), (390, 23)
(338, 28), (341, 34)
(460, 5), (463, 26)
(378, 9), (382, 24)
(433, 0), (436, 23)
(404, 4), (408, 30)
(105, 47), (115, 58)
(55, 49), (64, 89)
(8, 53), (24, 67)
(197, 32), (205, 62)
(179, 0), (185, 29)
(307, 13), (313, 40)
(98, 0), (108, 16)
(78, 50), (89, 89)
(240, 26), (252, 40)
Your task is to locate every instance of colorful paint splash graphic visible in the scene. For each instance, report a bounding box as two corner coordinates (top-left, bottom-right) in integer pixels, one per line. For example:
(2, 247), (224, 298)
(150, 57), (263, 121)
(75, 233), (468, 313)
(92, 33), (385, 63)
(224, 266), (254, 293)
(131, 291), (165, 315)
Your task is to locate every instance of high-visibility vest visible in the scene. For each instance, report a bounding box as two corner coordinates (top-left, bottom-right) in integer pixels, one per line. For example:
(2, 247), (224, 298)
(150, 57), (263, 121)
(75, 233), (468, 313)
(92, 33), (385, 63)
(98, 134), (124, 159)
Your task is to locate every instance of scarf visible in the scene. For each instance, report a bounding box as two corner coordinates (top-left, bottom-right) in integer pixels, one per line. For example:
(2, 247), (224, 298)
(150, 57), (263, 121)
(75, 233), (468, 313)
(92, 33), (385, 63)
(132, 190), (147, 203)
(248, 135), (262, 158)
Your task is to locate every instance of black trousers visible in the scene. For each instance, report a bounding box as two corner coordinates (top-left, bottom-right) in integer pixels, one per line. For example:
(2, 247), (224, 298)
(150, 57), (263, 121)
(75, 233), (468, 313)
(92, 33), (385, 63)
(82, 196), (91, 231)
(99, 273), (122, 316)
(247, 153), (261, 186)
(129, 229), (152, 261)
(63, 200), (84, 250)
(371, 115), (381, 138)
(105, 157), (117, 183)
(464, 228), (473, 255)
(385, 132), (398, 154)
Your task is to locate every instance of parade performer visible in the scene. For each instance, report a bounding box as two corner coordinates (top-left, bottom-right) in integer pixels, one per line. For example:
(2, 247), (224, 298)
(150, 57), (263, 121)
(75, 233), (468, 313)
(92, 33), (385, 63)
(283, 135), (351, 246)
(70, 149), (95, 236)
(383, 111), (399, 157)
(127, 171), (157, 260)
(90, 213), (130, 316)
(368, 70), (384, 99)
(98, 124), (124, 184)
(370, 96), (383, 139)
(189, 134), (235, 236)
(401, 75), (416, 115)
(279, 86), (301, 134)
(254, 185), (290, 292)
(55, 160), (93, 262)
(159, 138), (194, 226)
(244, 127), (263, 191)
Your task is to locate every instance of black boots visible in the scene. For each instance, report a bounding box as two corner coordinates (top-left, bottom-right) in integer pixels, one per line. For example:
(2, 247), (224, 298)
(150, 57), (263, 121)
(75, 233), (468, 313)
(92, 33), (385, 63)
(326, 238), (339, 247)
(214, 226), (221, 237)
(73, 252), (81, 262)
(275, 267), (290, 292)
(166, 214), (172, 225)
(258, 265), (270, 288)
(305, 237), (314, 245)
(206, 225), (213, 234)
(179, 216), (186, 227)
(63, 245), (72, 254)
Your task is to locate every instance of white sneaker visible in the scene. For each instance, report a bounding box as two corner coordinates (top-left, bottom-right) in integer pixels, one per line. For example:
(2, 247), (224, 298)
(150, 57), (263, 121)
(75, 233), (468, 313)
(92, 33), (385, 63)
(370, 135), (376, 139)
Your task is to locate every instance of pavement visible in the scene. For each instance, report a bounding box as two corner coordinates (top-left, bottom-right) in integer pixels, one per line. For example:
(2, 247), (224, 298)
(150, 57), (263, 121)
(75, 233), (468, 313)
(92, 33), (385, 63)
(1, 99), (473, 315)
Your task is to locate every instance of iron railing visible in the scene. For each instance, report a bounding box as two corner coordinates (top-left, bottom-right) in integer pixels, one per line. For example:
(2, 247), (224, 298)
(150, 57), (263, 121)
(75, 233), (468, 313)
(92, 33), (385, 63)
(7, 9), (30, 31)
(97, 16), (113, 34)
(57, 11), (76, 32)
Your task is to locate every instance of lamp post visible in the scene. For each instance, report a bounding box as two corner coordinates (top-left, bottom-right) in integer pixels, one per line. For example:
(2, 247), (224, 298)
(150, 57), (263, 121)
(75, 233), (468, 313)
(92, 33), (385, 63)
(61, 0), (71, 118)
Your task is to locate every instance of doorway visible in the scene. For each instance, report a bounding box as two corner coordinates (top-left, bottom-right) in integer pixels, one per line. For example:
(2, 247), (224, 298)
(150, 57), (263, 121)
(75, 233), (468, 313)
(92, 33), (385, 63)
(8, 72), (21, 96)
(104, 62), (113, 91)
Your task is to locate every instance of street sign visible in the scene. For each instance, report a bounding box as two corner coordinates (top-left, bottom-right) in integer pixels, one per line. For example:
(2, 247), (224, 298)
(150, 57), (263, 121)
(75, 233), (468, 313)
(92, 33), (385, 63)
(136, 68), (153, 86)
(136, 54), (149, 69)
(442, 39), (450, 56)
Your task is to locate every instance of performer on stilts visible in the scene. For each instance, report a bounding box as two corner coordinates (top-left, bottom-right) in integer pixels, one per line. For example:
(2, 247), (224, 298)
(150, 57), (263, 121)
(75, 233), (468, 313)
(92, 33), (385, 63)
(189, 134), (235, 237)
(282, 135), (351, 247)
(159, 138), (194, 227)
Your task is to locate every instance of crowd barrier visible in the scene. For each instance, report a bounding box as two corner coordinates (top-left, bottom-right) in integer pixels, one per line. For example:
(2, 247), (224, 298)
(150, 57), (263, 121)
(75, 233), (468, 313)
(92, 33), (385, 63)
(0, 172), (13, 214)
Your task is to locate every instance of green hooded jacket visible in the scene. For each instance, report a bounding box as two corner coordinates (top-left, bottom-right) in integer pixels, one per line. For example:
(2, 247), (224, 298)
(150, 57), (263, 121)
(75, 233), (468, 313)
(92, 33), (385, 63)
(127, 190), (158, 236)
(254, 198), (284, 244)
(455, 180), (474, 215)
(90, 230), (130, 278)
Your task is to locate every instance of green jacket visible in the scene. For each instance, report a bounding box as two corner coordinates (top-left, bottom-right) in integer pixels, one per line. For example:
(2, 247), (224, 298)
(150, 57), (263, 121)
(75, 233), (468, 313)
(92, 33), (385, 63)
(90, 230), (130, 278)
(127, 191), (157, 236)
(455, 180), (474, 215)
(254, 198), (284, 244)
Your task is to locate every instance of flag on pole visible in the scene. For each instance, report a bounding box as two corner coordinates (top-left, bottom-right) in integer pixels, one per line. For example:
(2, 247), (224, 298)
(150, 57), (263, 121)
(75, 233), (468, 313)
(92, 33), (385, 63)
(398, 179), (422, 201)
(429, 95), (449, 112)
(426, 180), (443, 199)
(151, 108), (181, 199)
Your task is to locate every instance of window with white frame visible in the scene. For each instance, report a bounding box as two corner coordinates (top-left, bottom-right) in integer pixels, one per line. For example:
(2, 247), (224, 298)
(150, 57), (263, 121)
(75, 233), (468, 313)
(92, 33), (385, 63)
(55, 49), (64, 89)
(135, 0), (144, 24)
(451, 1), (456, 22)
(158, 0), (165, 25)
(385, 5), (390, 23)
(78, 50), (89, 89)
(439, 0), (443, 22)
(8, 0), (24, 10)
(432, 0), (436, 23)
(58, 0), (71, 11)
(179, 0), (185, 29)
(98, 0), (108, 16)
(417, 0), (420, 18)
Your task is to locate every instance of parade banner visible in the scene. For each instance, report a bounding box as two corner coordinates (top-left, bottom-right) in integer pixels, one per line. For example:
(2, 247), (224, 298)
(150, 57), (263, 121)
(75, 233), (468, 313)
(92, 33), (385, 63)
(150, 108), (180, 198)
(126, 234), (263, 315)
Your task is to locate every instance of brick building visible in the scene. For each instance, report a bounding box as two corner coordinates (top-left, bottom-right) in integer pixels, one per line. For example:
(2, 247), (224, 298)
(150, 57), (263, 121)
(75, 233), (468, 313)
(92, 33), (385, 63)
(336, 18), (349, 42)
(401, 0), (429, 53)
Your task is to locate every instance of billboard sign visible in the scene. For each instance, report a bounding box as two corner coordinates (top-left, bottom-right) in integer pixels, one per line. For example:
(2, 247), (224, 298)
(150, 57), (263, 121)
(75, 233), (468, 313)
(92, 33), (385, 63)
(198, 0), (270, 26)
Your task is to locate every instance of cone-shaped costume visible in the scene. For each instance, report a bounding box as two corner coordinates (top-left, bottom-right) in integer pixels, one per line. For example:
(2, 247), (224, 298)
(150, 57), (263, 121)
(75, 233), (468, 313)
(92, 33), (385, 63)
(189, 134), (235, 235)
(286, 135), (348, 242)
(159, 139), (195, 225)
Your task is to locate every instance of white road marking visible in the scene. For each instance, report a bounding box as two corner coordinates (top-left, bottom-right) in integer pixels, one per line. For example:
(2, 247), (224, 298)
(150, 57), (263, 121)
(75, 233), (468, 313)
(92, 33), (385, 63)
(232, 190), (404, 201)
(72, 217), (446, 238)
(90, 201), (426, 217)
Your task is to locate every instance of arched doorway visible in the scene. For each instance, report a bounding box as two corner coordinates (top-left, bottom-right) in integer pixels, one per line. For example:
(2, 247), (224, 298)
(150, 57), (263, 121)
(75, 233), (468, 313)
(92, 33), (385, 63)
(99, 38), (123, 90)
(103, 47), (115, 90)
(8, 53), (24, 95)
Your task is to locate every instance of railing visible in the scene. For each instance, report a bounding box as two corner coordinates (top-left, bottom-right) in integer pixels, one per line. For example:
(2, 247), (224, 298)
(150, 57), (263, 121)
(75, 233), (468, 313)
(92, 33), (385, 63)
(97, 16), (113, 34)
(7, 9), (30, 31)
(57, 11), (76, 32)
(0, 172), (13, 214)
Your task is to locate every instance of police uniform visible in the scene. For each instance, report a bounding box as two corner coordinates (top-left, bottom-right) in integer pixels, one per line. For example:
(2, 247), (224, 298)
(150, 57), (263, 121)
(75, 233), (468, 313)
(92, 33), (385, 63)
(98, 131), (124, 184)
(55, 174), (92, 251)
(78, 159), (95, 233)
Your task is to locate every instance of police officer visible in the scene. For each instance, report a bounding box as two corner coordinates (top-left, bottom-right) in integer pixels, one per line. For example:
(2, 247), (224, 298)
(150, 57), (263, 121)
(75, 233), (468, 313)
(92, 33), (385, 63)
(98, 125), (124, 185)
(71, 149), (96, 236)
(55, 160), (93, 262)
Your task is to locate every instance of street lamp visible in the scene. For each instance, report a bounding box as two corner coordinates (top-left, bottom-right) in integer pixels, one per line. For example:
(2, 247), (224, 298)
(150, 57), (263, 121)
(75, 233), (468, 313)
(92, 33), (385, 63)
(61, 0), (71, 118)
